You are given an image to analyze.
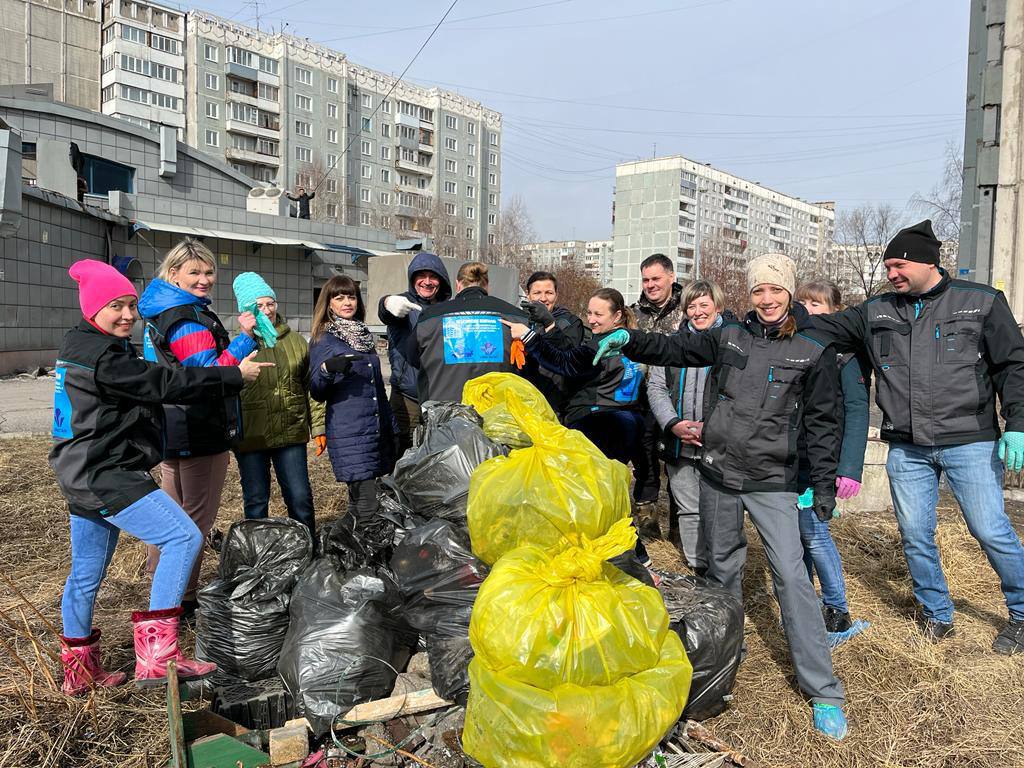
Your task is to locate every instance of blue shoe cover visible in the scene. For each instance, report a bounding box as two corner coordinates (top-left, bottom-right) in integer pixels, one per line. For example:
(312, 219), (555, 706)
(828, 618), (870, 649)
(813, 703), (848, 740)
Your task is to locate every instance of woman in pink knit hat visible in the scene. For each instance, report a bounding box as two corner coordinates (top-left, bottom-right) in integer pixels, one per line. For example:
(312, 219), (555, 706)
(50, 260), (270, 695)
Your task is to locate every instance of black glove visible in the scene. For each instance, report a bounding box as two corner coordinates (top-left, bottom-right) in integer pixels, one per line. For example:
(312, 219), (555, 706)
(520, 300), (555, 328)
(324, 354), (356, 375)
(813, 483), (837, 522)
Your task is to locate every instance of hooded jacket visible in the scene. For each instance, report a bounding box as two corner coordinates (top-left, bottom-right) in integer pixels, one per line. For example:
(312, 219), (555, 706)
(234, 316), (326, 454)
(138, 278), (256, 457)
(523, 326), (645, 426)
(620, 302), (841, 493)
(813, 270), (1024, 446)
(378, 252), (452, 401)
(49, 321), (243, 520)
(632, 281), (687, 334)
(409, 285), (529, 404)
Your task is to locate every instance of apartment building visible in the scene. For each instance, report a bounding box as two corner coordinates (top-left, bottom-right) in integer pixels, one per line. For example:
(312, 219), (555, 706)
(0, 0), (101, 110)
(100, 0), (185, 134)
(523, 239), (586, 270)
(585, 239), (613, 283)
(612, 156), (835, 302)
(185, 11), (501, 258)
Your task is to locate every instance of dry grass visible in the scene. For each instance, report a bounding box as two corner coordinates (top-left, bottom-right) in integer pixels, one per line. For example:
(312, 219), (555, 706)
(2, 436), (1024, 767)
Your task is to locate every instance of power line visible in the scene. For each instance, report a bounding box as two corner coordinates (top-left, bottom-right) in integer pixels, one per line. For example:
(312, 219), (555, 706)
(310, 0), (460, 195)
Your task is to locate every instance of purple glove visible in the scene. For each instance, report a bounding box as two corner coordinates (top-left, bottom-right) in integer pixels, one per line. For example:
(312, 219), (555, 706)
(836, 476), (861, 500)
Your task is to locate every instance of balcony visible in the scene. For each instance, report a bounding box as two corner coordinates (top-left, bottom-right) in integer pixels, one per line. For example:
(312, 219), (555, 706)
(225, 118), (280, 138)
(225, 146), (280, 166)
(396, 157), (432, 175)
(226, 89), (259, 108)
(226, 61), (259, 81)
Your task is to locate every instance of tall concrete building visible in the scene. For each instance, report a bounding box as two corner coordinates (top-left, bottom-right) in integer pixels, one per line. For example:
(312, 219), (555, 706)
(585, 239), (613, 283)
(612, 156), (835, 302)
(0, 0), (101, 110)
(523, 239), (587, 270)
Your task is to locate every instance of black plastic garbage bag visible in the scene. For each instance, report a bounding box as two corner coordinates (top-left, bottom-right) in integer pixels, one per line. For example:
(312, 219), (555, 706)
(383, 401), (506, 523)
(277, 559), (415, 736)
(320, 510), (397, 573)
(656, 571), (744, 720)
(390, 520), (488, 704)
(608, 551), (655, 587)
(196, 519), (313, 681)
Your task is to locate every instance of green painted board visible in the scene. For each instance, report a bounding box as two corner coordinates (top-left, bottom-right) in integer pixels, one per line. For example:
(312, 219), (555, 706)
(186, 733), (270, 768)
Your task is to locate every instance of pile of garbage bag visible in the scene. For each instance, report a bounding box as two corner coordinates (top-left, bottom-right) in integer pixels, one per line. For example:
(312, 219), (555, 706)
(390, 518), (489, 703)
(383, 401), (507, 523)
(656, 571), (744, 721)
(460, 375), (693, 768)
(195, 519), (313, 681)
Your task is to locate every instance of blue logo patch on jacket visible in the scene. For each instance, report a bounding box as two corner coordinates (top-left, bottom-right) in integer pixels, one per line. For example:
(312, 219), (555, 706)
(52, 366), (73, 439)
(614, 356), (643, 403)
(442, 314), (504, 364)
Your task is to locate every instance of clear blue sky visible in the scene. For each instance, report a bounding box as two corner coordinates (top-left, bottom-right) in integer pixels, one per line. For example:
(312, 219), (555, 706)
(193, 0), (970, 241)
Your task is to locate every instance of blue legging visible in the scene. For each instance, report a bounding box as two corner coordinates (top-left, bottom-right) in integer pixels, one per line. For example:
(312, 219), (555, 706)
(61, 489), (203, 638)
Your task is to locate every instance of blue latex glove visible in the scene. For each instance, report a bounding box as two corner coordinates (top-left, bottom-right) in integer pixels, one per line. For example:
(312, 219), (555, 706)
(592, 329), (630, 366)
(812, 703), (848, 741)
(797, 487), (814, 509)
(998, 431), (1024, 472)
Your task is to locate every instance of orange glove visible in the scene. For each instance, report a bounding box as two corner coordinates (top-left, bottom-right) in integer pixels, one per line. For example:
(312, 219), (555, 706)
(510, 338), (526, 370)
(314, 435), (327, 456)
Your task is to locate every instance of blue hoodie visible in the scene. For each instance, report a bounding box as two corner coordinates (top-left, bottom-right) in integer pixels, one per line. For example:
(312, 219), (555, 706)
(377, 252), (452, 400)
(138, 279), (256, 367)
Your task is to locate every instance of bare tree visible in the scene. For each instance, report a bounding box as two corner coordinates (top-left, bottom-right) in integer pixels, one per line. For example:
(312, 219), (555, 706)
(487, 195), (537, 283)
(553, 260), (601, 318)
(696, 233), (751, 316)
(832, 203), (905, 299)
(911, 140), (963, 242)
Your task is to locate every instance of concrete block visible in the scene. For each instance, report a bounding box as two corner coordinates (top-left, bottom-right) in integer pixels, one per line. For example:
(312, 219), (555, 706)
(268, 723), (308, 765)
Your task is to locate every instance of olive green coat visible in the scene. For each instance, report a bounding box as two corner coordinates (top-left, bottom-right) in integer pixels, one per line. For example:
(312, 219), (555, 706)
(236, 318), (325, 453)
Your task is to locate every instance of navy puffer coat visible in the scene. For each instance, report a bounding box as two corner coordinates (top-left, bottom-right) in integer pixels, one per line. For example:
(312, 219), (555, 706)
(309, 333), (398, 483)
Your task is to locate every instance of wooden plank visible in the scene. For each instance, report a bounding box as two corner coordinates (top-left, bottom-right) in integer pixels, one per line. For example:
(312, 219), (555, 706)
(183, 709), (251, 742)
(284, 688), (452, 732)
(165, 661), (187, 768)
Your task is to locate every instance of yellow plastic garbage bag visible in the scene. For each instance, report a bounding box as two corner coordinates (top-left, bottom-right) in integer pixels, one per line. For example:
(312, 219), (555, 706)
(466, 389), (632, 565)
(470, 519), (669, 688)
(462, 373), (557, 448)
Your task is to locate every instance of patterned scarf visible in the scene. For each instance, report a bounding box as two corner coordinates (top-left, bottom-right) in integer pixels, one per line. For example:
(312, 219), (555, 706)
(326, 317), (375, 352)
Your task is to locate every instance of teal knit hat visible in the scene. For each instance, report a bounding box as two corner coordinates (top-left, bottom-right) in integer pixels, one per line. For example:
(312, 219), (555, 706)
(233, 272), (276, 312)
(232, 272), (278, 348)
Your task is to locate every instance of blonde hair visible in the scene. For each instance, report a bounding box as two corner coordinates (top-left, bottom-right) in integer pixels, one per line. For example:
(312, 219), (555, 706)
(157, 238), (217, 282)
(681, 279), (725, 312)
(456, 261), (489, 289)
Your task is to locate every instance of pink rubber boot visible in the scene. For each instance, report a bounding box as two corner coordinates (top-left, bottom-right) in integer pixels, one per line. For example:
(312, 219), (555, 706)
(61, 629), (128, 695)
(132, 606), (217, 688)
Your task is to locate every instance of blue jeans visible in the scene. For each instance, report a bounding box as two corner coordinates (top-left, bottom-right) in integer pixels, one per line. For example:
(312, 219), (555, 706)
(887, 441), (1024, 623)
(798, 505), (849, 613)
(234, 443), (315, 534)
(61, 490), (202, 638)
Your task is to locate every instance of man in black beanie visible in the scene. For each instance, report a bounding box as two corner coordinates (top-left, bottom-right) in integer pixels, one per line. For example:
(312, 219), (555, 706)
(814, 219), (1024, 656)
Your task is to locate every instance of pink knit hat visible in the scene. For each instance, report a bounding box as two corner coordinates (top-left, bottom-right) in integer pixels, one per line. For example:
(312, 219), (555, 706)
(68, 260), (137, 321)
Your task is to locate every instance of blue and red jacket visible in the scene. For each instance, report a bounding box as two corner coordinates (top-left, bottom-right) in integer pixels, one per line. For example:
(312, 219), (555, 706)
(138, 279), (256, 457)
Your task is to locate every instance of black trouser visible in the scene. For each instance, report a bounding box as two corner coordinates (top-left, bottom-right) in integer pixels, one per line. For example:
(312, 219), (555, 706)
(631, 409), (662, 505)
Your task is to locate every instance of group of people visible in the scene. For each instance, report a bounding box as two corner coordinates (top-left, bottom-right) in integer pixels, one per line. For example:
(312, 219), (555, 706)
(49, 219), (1024, 745)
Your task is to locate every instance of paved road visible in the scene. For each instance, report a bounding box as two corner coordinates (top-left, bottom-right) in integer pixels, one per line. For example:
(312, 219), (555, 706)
(0, 375), (55, 436)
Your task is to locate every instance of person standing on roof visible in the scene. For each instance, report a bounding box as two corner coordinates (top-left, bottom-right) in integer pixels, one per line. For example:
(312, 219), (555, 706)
(378, 252), (452, 453)
(286, 186), (315, 219)
(813, 220), (1024, 655)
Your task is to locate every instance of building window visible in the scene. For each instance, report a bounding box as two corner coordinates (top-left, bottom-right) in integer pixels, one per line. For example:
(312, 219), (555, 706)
(466, 184), (475, 197)
(467, 164), (475, 178)
(327, 77), (338, 93)
(467, 142), (475, 157)
(81, 153), (134, 195)
(381, 99), (391, 113)
(444, 202), (456, 215)
(444, 137), (457, 151)
(295, 66), (312, 85)
(205, 129), (219, 147)
(120, 84), (147, 103)
(295, 94), (312, 111)
(417, 177), (428, 189)
(488, 172), (497, 185)
(488, 192), (496, 205)
(467, 121), (476, 135)
(466, 228), (473, 239)
(361, 117), (372, 132)
(488, 151), (497, 165)
(295, 146), (311, 162)
(326, 203), (338, 218)
(258, 82), (279, 101)
(205, 73), (219, 91)
(361, 139), (371, 156)
(444, 181), (456, 194)
(326, 128), (337, 143)
(327, 153), (337, 168)
(489, 131), (499, 146)
(466, 206), (475, 219)
(327, 178), (338, 193)
(445, 224), (456, 236)
(361, 188), (371, 202)
(488, 233), (496, 245)
(204, 43), (218, 62)
(150, 34), (178, 54)
(379, 191), (390, 204)
(120, 23), (146, 43)
(445, 159), (456, 173)
(361, 164), (371, 179)
(327, 102), (337, 118)
(381, 123), (391, 138)
(380, 214), (390, 228)
(205, 101), (219, 119)
(373, 145), (387, 161)
(259, 56), (278, 75)
(294, 121), (311, 137)
(381, 168), (391, 183)
(487, 213), (496, 225)
(445, 115), (458, 129)
(361, 94), (372, 109)
(101, 55), (114, 74)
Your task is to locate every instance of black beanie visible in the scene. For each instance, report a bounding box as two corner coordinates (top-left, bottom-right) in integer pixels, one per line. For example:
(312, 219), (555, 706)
(884, 219), (941, 265)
